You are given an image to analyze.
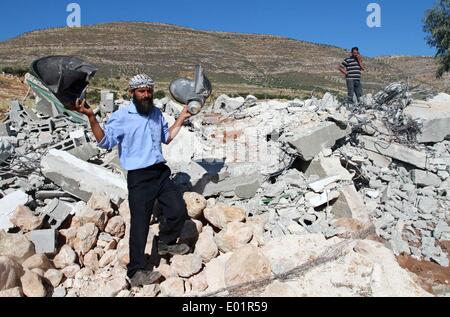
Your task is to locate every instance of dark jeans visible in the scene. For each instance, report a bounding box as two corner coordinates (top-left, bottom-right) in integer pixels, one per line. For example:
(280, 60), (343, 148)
(126, 163), (187, 278)
(346, 79), (363, 104)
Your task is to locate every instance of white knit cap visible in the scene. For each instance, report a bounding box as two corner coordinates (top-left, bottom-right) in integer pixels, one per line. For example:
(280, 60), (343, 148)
(128, 74), (155, 91)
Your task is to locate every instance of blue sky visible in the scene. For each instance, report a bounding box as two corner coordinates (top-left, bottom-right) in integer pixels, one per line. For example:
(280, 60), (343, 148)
(0, 0), (438, 57)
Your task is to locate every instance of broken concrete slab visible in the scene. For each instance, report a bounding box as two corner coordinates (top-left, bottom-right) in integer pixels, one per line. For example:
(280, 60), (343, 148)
(0, 190), (29, 231)
(417, 196), (438, 214)
(285, 122), (351, 161)
(68, 143), (100, 162)
(359, 136), (428, 169)
(213, 95), (245, 113)
(0, 123), (11, 137)
(305, 155), (353, 181)
(234, 179), (262, 199)
(331, 185), (371, 224)
(305, 190), (340, 208)
(365, 150), (392, 168)
(40, 149), (127, 202)
(390, 230), (411, 255)
(27, 229), (57, 254)
(0, 138), (14, 162)
(307, 176), (341, 193)
(404, 100), (450, 143)
(200, 173), (264, 198)
(410, 169), (442, 188)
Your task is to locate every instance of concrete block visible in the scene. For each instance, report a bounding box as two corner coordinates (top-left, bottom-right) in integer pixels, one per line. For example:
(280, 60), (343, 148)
(365, 150), (392, 168)
(286, 122), (351, 161)
(331, 185), (371, 224)
(305, 155), (353, 181)
(49, 139), (77, 152)
(40, 149), (127, 202)
(410, 169), (442, 187)
(69, 129), (87, 147)
(0, 190), (29, 230)
(359, 136), (428, 169)
(404, 100), (450, 143)
(28, 229), (57, 254)
(68, 143), (99, 162)
(42, 199), (73, 229)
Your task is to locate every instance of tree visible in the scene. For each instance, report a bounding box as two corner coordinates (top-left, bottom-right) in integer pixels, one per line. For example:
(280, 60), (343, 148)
(423, 0), (450, 78)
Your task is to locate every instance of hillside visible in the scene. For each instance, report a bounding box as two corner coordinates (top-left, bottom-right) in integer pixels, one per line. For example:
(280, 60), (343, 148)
(0, 22), (448, 96)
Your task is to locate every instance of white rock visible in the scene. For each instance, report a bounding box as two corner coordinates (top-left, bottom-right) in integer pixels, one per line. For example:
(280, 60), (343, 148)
(23, 254), (53, 271)
(73, 223), (99, 255)
(215, 222), (253, 253)
(262, 281), (298, 297)
(204, 203), (246, 229)
(183, 192), (207, 219)
(99, 250), (117, 268)
(0, 256), (24, 291)
(189, 271), (208, 293)
(194, 226), (218, 263)
(204, 253), (234, 293)
(224, 245), (272, 288)
(20, 270), (46, 297)
(0, 231), (35, 264)
(9, 205), (43, 233)
(105, 216), (126, 238)
(83, 250), (99, 271)
(171, 254), (203, 278)
(73, 207), (108, 231)
(53, 245), (77, 269)
(160, 277), (185, 297)
(44, 269), (64, 288)
(62, 264), (81, 278)
(261, 234), (339, 275)
(0, 286), (23, 297)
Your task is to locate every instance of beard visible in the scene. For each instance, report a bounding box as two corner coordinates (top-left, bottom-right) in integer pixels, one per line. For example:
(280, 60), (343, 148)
(133, 96), (154, 115)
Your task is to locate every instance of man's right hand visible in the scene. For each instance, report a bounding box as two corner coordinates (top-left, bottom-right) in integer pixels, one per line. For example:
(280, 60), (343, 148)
(74, 98), (94, 118)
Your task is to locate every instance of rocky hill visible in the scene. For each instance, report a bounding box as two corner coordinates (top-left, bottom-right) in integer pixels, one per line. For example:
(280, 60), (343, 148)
(0, 22), (448, 95)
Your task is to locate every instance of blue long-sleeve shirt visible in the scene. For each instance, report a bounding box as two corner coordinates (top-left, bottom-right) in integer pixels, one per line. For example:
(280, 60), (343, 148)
(98, 101), (170, 171)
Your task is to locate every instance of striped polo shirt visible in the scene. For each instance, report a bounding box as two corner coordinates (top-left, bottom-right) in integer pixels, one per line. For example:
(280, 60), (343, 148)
(341, 56), (362, 80)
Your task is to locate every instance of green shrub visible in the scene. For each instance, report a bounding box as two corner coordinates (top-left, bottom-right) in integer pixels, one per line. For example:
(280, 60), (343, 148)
(88, 89), (101, 104)
(154, 90), (166, 99)
(2, 66), (29, 77)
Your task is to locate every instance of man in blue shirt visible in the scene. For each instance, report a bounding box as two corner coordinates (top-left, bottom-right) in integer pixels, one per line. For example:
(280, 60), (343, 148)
(75, 74), (192, 287)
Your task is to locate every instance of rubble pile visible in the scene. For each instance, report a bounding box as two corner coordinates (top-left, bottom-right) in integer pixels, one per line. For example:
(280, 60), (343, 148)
(0, 81), (449, 297)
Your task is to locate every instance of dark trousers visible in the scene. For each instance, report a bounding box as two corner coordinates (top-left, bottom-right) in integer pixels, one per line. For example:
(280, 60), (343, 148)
(126, 163), (187, 278)
(346, 79), (363, 104)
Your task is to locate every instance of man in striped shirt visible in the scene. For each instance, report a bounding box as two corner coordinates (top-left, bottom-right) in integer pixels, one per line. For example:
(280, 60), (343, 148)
(339, 47), (366, 104)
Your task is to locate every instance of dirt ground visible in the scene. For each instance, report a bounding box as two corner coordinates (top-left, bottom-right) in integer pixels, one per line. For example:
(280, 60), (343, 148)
(0, 74), (30, 120)
(397, 241), (450, 295)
